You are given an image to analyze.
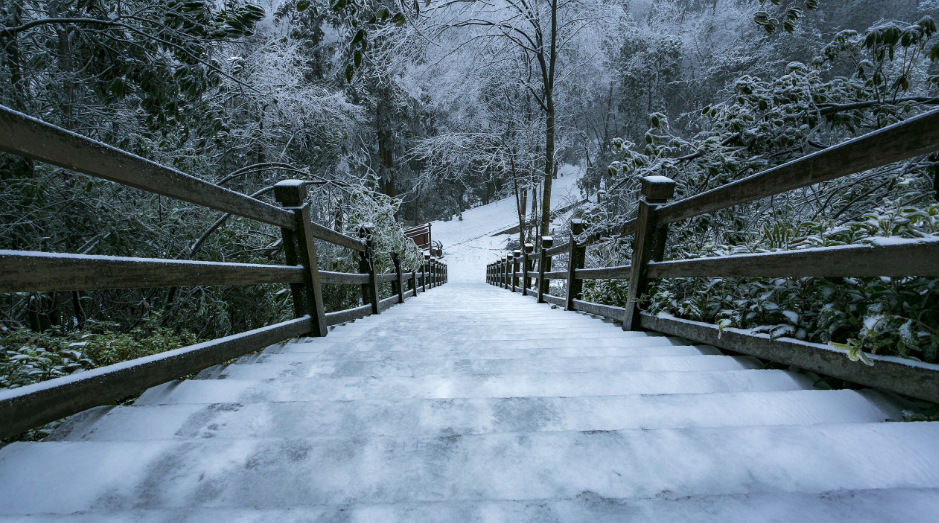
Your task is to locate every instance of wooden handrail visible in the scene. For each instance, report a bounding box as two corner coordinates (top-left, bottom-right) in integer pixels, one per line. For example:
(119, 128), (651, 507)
(319, 271), (370, 285)
(647, 239), (939, 279)
(0, 105), (295, 230)
(0, 316), (313, 440)
(0, 251), (305, 292)
(308, 220), (367, 252)
(656, 107), (939, 226)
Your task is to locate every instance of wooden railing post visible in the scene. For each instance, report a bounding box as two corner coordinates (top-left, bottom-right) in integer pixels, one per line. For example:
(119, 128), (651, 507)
(273, 181), (327, 337)
(623, 176), (676, 330)
(411, 267), (418, 296)
(391, 252), (405, 303)
(431, 258), (437, 288)
(565, 219), (587, 311)
(358, 227), (380, 315)
(504, 253), (513, 290)
(423, 254), (430, 292)
(512, 250), (521, 292)
(538, 236), (553, 303)
(522, 244), (533, 295)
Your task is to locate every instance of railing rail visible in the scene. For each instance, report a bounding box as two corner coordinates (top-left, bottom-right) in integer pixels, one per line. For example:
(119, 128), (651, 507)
(488, 106), (939, 403)
(0, 105), (447, 439)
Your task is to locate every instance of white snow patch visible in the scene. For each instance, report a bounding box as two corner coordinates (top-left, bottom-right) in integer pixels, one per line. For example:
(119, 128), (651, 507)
(432, 164), (586, 282)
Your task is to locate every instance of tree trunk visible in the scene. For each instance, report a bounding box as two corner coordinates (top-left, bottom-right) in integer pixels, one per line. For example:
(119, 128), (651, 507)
(377, 88), (396, 199)
(540, 93), (555, 237)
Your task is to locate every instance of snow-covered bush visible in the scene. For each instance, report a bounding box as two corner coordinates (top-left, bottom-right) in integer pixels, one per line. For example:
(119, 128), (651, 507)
(582, 18), (939, 363)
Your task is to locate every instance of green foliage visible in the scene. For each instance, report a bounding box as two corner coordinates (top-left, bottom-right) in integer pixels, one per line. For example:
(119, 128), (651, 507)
(754, 0), (819, 34)
(0, 319), (200, 391)
(584, 206), (939, 363)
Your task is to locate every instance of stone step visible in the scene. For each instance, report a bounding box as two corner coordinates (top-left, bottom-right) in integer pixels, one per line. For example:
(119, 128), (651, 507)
(196, 354), (762, 380)
(2, 423), (938, 515)
(312, 326), (621, 343)
(319, 326), (628, 341)
(277, 334), (685, 353)
(0, 489), (934, 522)
(134, 369), (813, 405)
(48, 390), (900, 442)
(249, 342), (722, 364)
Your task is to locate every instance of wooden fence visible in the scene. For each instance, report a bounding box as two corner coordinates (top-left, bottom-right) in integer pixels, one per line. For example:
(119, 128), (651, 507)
(488, 107), (939, 403)
(0, 105), (447, 439)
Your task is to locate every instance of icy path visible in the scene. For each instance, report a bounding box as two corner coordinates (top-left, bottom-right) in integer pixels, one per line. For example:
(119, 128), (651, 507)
(433, 164), (586, 282)
(1, 283), (938, 521)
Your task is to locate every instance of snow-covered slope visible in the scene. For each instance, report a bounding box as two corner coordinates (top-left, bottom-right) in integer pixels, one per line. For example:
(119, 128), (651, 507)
(433, 163), (585, 282)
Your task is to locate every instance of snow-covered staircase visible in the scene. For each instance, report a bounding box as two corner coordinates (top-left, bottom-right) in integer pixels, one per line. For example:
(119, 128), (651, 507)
(1, 283), (938, 521)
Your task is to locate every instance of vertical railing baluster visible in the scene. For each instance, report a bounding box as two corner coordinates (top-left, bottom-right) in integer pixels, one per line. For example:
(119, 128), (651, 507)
(504, 253), (512, 290)
(623, 176), (676, 330)
(358, 227), (380, 315)
(538, 236), (553, 303)
(522, 244), (533, 296)
(565, 220), (586, 311)
(273, 181), (327, 337)
(392, 252), (404, 304)
(423, 254), (430, 292)
(512, 249), (521, 292)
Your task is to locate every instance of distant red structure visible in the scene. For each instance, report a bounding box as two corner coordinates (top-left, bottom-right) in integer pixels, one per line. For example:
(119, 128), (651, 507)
(404, 223), (442, 257)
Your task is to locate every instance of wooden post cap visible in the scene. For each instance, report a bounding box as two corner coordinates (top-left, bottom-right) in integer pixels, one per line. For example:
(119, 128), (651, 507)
(571, 219), (584, 235)
(424, 253), (431, 260)
(273, 180), (307, 206)
(542, 236), (554, 248)
(513, 250), (521, 257)
(640, 175), (676, 203)
(524, 243), (534, 253)
(507, 253), (513, 260)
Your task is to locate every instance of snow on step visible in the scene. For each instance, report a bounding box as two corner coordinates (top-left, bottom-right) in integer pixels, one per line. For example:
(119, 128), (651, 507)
(49, 390), (899, 442)
(3, 282), (934, 519)
(134, 369), (812, 405)
(196, 355), (761, 380)
(0, 489), (935, 523)
(278, 334), (692, 353)
(245, 343), (722, 365)
(2, 423), (939, 515)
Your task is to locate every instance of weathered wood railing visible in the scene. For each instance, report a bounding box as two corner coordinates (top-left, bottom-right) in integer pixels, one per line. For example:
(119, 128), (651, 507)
(0, 105), (447, 439)
(488, 107), (939, 403)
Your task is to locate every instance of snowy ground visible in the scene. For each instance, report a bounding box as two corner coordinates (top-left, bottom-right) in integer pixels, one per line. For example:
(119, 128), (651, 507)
(433, 163), (586, 282)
